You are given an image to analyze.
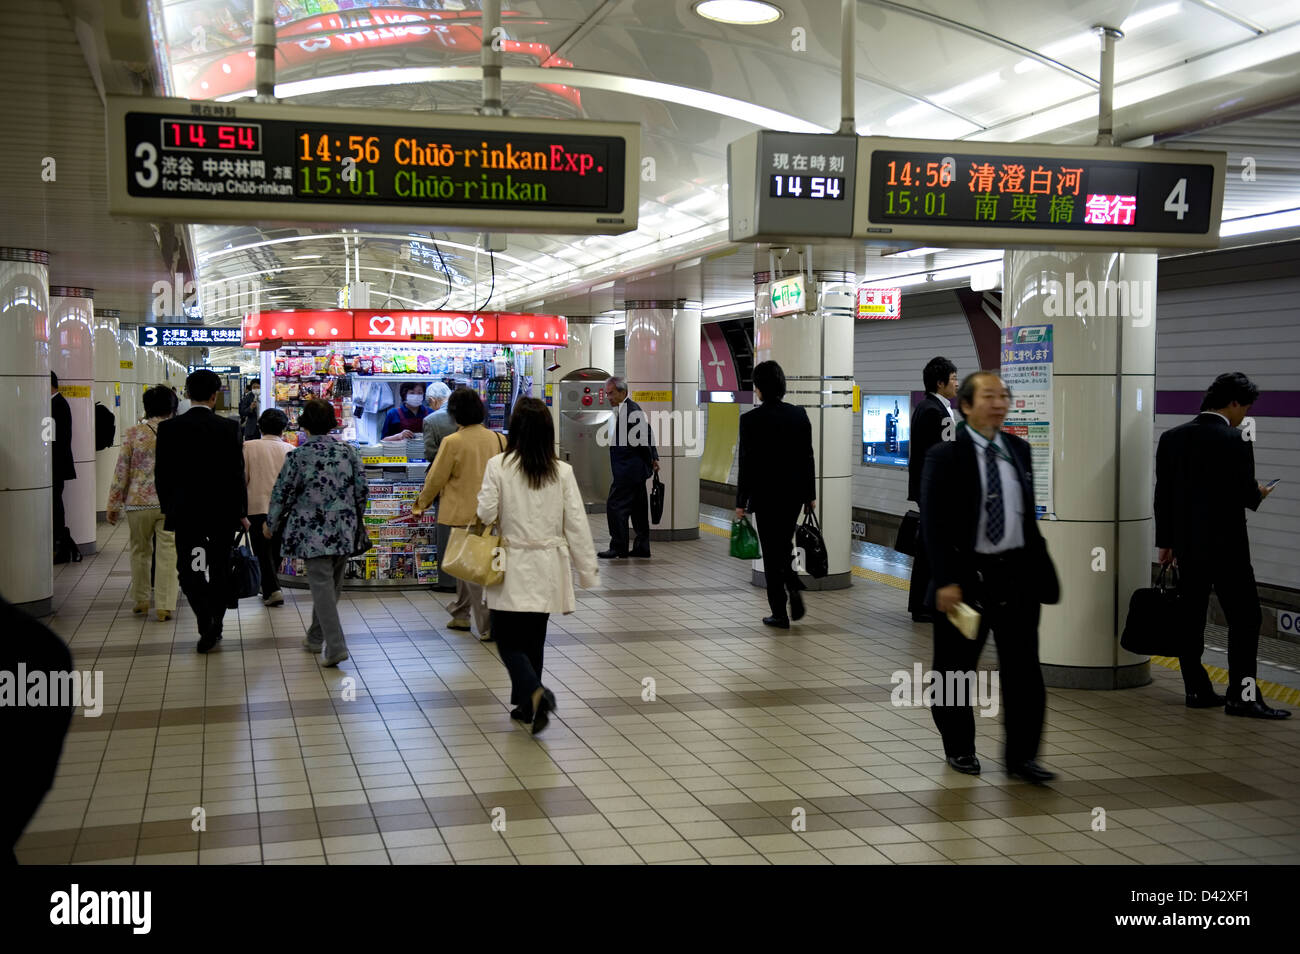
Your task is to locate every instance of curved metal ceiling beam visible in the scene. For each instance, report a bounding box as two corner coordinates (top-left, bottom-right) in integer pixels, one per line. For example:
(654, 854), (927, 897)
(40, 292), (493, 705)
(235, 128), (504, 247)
(217, 66), (830, 133)
(858, 0), (1099, 87)
(1184, 0), (1267, 35)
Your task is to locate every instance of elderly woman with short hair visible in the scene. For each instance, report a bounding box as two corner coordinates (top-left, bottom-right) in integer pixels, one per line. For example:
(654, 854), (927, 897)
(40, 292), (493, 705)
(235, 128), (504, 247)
(265, 400), (368, 667)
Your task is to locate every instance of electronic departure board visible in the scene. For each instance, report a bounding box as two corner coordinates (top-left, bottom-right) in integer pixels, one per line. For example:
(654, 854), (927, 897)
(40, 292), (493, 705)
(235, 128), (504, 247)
(729, 131), (1226, 249)
(860, 139), (1223, 246)
(108, 97), (639, 235)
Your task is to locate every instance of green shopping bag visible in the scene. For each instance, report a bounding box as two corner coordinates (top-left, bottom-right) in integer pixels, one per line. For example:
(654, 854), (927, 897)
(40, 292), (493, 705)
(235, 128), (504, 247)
(730, 514), (761, 560)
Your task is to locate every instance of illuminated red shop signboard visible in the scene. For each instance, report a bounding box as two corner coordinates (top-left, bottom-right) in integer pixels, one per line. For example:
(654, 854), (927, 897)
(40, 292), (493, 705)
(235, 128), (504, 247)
(184, 10), (581, 110)
(242, 310), (567, 346)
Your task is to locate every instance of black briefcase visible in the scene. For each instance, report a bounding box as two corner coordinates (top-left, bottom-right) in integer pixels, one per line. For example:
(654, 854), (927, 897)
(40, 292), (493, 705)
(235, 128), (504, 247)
(895, 510), (920, 557)
(1120, 565), (1184, 656)
(650, 473), (664, 523)
(795, 508), (829, 579)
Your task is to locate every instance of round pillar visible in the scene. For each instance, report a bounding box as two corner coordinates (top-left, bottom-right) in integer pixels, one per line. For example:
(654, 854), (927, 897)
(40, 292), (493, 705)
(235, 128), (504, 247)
(1, 249), (53, 614)
(50, 286), (97, 556)
(1003, 249), (1156, 689)
(93, 308), (121, 518)
(118, 326), (139, 427)
(624, 300), (701, 542)
(751, 269), (855, 591)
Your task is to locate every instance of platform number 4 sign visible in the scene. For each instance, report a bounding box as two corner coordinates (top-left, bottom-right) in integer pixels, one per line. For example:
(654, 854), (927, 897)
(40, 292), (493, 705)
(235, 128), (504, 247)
(1164, 178), (1189, 220)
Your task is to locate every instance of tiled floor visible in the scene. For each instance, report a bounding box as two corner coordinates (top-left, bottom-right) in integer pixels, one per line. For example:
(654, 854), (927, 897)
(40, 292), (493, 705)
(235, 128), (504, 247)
(18, 516), (1300, 865)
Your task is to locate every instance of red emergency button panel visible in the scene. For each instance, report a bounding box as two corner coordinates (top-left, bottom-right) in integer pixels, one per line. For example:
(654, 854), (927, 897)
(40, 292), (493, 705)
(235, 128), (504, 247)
(581, 395), (592, 406)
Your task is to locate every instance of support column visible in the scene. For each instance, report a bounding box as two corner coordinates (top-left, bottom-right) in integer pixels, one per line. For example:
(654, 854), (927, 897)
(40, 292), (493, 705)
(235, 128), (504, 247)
(51, 286), (97, 556)
(751, 268), (855, 591)
(1003, 249), (1155, 689)
(624, 300), (701, 542)
(1, 248), (53, 614)
(93, 308), (121, 519)
(547, 316), (615, 453)
(118, 326), (139, 428)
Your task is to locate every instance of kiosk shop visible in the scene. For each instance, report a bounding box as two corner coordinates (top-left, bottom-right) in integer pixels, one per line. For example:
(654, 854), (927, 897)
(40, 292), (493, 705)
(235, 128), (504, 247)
(243, 309), (566, 589)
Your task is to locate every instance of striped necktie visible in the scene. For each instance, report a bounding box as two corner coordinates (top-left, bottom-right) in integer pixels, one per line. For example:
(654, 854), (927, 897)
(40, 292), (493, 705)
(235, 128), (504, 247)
(984, 438), (1005, 545)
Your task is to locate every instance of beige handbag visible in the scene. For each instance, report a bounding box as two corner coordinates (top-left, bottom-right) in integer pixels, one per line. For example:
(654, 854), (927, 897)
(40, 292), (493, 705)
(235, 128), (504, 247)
(442, 521), (505, 586)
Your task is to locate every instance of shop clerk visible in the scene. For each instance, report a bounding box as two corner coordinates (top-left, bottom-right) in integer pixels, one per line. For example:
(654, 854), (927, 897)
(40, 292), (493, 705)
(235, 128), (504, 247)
(382, 383), (428, 440)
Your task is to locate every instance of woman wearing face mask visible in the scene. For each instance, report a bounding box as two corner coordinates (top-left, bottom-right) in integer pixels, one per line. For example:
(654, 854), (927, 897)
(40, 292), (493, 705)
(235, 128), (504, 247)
(381, 382), (429, 441)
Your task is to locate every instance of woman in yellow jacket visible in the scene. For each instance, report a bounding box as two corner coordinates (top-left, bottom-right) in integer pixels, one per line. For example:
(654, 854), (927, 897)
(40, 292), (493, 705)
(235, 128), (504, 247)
(411, 388), (504, 641)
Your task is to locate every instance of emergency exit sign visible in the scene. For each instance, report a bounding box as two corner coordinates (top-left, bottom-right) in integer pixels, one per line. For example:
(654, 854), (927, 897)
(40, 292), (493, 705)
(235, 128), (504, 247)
(770, 274), (814, 316)
(857, 286), (901, 319)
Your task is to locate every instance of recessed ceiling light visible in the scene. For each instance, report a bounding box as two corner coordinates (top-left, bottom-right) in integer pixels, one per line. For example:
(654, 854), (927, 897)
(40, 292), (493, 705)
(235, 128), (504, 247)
(693, 1), (782, 26)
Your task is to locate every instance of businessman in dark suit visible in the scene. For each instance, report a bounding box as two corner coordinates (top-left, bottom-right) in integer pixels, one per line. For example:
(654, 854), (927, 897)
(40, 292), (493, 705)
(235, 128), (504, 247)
(921, 371), (1059, 784)
(49, 372), (80, 564)
(907, 357), (958, 622)
(155, 370), (249, 653)
(1154, 372), (1287, 719)
(736, 360), (817, 629)
(599, 376), (660, 559)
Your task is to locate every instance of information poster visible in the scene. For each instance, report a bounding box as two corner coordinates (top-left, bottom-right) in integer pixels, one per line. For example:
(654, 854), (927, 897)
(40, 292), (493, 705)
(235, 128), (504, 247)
(1000, 324), (1053, 518)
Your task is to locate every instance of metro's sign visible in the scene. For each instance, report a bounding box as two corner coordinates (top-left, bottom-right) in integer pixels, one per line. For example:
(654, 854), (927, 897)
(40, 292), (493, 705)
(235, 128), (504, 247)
(356, 311), (491, 341)
(241, 309), (567, 346)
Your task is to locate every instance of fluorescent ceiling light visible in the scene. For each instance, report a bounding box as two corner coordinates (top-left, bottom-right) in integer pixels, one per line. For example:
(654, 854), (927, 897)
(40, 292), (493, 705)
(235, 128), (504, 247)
(292, 254), (322, 260)
(889, 246), (945, 258)
(693, 1), (783, 25)
(1219, 207), (1300, 236)
(932, 73), (1001, 105)
(887, 103), (934, 127)
(1122, 2), (1181, 32)
(703, 301), (752, 319)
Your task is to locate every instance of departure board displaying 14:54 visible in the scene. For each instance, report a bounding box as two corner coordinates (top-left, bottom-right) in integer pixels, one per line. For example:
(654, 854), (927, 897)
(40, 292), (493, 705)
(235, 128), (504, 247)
(108, 97), (641, 235)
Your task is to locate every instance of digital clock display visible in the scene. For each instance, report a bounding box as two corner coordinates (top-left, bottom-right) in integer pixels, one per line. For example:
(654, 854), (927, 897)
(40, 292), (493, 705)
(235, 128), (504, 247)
(768, 175), (845, 199)
(161, 119), (261, 154)
(867, 149), (1216, 234)
(112, 98), (636, 233)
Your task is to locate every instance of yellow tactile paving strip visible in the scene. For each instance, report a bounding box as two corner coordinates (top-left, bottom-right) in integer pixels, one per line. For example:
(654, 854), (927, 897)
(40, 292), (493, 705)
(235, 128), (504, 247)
(702, 524), (1300, 709)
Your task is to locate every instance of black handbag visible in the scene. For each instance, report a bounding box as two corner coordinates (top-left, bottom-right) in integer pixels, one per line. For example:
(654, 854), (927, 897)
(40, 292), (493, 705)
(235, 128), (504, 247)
(895, 510), (920, 558)
(650, 473), (664, 523)
(1120, 565), (1183, 656)
(228, 531), (262, 602)
(795, 507), (829, 579)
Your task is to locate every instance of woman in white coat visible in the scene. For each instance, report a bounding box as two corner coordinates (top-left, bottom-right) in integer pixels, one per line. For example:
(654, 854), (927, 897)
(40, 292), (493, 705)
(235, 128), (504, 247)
(477, 397), (599, 734)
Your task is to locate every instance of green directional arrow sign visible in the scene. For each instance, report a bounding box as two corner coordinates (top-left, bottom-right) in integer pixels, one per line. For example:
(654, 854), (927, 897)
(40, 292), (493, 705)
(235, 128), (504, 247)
(769, 274), (810, 317)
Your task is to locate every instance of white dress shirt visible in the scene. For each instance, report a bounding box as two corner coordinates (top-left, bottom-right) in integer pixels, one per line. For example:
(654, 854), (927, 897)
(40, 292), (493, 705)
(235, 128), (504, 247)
(966, 427), (1024, 554)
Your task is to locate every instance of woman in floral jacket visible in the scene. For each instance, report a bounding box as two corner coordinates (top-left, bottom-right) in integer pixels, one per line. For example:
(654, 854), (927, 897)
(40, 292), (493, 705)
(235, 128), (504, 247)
(265, 400), (368, 667)
(107, 386), (179, 621)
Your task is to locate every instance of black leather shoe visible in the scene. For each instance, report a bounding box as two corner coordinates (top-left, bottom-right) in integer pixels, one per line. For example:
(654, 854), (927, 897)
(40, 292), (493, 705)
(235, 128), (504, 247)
(946, 755), (981, 775)
(196, 629), (221, 654)
(531, 687), (557, 735)
(1225, 699), (1292, 720)
(510, 707), (530, 722)
(762, 616), (791, 629)
(597, 550), (625, 559)
(1186, 690), (1226, 708)
(789, 589), (805, 622)
(630, 549), (651, 558)
(1007, 761), (1057, 785)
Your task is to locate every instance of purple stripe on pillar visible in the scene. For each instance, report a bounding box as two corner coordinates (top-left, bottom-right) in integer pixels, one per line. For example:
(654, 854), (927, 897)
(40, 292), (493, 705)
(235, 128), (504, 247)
(1156, 391), (1300, 418)
(954, 288), (1002, 372)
